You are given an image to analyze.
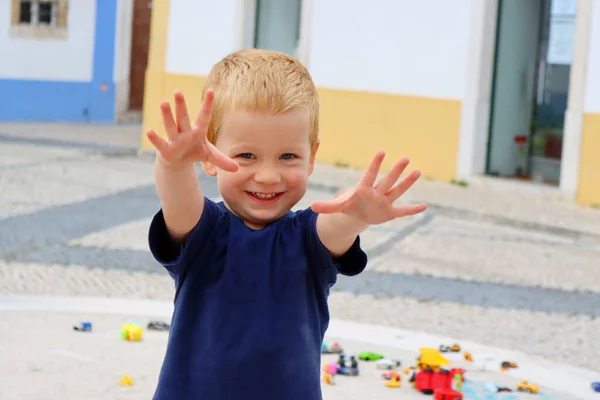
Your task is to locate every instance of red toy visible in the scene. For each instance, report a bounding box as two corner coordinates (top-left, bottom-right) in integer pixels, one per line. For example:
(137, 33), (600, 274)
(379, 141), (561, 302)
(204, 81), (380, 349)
(414, 368), (465, 395)
(434, 388), (463, 400)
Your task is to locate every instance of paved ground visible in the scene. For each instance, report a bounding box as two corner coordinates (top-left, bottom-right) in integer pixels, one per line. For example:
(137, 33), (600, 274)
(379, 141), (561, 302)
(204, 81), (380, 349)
(1, 122), (600, 399)
(0, 297), (590, 400)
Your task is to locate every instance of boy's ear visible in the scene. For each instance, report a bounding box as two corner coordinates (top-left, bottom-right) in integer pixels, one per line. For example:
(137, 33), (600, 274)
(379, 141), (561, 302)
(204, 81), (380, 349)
(308, 139), (320, 176)
(201, 161), (217, 176)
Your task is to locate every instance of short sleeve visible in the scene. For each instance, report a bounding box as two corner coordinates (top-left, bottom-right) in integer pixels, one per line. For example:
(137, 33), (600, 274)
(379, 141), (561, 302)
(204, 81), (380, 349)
(300, 208), (368, 277)
(148, 197), (225, 275)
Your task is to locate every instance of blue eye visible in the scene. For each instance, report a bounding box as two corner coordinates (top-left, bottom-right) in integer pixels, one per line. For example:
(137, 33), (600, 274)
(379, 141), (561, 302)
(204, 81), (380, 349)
(239, 153), (253, 159)
(281, 153), (295, 160)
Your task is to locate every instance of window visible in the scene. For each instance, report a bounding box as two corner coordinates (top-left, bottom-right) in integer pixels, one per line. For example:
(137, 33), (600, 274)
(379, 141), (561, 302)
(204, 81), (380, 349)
(10, 0), (68, 39)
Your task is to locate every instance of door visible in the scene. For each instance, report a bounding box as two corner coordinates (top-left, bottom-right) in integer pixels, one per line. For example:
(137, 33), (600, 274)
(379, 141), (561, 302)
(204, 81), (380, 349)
(487, 0), (544, 177)
(128, 0), (152, 110)
(254, 0), (303, 56)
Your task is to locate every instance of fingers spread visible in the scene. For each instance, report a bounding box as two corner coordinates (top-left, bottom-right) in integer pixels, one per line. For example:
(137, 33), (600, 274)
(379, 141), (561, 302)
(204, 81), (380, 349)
(174, 91), (192, 133)
(393, 203), (428, 218)
(194, 89), (215, 130)
(207, 142), (239, 172)
(358, 150), (385, 188)
(146, 129), (169, 154)
(375, 157), (409, 195)
(387, 170), (422, 202)
(160, 101), (179, 141)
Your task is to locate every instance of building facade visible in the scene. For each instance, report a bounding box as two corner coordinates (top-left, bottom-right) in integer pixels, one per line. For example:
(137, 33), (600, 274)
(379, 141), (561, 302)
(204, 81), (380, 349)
(140, 0), (599, 205)
(0, 0), (151, 123)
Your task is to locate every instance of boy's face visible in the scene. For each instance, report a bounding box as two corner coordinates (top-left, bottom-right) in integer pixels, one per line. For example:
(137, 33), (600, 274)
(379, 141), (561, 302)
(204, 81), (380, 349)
(203, 110), (317, 230)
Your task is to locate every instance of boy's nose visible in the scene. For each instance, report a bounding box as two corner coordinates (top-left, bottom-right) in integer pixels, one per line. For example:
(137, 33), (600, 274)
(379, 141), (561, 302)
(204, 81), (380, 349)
(254, 168), (281, 184)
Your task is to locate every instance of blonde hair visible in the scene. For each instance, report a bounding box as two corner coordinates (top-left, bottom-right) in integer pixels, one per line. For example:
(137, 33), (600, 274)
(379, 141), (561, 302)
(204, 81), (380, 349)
(203, 49), (319, 152)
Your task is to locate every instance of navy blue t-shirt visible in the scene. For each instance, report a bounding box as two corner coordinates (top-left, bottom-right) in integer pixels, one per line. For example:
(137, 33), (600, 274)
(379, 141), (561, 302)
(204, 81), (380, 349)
(148, 198), (367, 399)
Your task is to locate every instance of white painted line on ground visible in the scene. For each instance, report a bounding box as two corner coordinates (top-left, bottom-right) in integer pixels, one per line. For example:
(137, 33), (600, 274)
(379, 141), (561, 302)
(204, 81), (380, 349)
(1, 294), (598, 399)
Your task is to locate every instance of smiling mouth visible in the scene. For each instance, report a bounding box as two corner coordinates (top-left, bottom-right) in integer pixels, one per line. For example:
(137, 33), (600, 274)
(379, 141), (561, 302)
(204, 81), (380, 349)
(246, 192), (284, 203)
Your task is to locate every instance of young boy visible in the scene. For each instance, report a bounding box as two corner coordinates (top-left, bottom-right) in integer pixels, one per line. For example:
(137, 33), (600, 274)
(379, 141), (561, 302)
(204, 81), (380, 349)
(146, 49), (427, 399)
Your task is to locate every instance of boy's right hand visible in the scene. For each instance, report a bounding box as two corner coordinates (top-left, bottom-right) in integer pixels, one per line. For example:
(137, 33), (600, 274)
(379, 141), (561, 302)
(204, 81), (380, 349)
(146, 89), (239, 172)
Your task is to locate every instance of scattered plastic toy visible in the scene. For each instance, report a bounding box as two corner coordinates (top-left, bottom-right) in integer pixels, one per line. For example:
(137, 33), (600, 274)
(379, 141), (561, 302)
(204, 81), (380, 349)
(384, 371), (401, 388)
(322, 361), (337, 375)
(321, 341), (343, 354)
(119, 374), (134, 386)
(336, 354), (359, 376)
(464, 351), (472, 362)
(375, 358), (401, 370)
(500, 360), (519, 370)
(121, 322), (143, 341)
(73, 321), (92, 332)
(323, 372), (335, 385)
(358, 351), (384, 361)
(517, 380), (539, 394)
(439, 343), (461, 353)
(592, 382), (600, 392)
(147, 321), (170, 331)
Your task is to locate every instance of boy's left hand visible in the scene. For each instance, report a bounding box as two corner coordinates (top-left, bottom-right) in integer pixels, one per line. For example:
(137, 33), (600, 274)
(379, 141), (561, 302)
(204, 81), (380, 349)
(311, 151), (427, 225)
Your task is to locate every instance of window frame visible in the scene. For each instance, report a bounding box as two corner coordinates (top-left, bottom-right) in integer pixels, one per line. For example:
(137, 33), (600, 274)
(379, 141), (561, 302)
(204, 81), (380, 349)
(10, 0), (69, 40)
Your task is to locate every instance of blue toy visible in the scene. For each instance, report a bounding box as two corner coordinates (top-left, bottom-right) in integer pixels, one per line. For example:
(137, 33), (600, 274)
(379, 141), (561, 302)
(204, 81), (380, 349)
(337, 366), (359, 376)
(592, 382), (600, 392)
(73, 321), (92, 332)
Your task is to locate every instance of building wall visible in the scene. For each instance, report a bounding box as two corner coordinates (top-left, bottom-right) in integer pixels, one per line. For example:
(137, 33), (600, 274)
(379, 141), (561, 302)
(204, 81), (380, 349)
(0, 0), (120, 123)
(141, 0), (472, 182)
(308, 0), (471, 180)
(578, 0), (600, 205)
(141, 0), (240, 150)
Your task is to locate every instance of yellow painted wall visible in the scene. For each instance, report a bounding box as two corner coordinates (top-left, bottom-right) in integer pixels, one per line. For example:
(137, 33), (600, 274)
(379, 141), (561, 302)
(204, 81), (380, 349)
(577, 112), (600, 205)
(317, 88), (462, 181)
(141, 0), (170, 150)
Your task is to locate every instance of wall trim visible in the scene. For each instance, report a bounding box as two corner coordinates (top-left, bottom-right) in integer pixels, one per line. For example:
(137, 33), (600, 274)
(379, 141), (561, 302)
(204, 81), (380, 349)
(560, 0), (594, 198)
(456, 0), (499, 179)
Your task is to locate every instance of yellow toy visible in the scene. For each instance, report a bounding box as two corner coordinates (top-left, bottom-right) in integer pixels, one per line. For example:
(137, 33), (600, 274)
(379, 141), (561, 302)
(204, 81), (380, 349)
(385, 379), (401, 388)
(323, 373), (335, 385)
(517, 380), (539, 393)
(119, 374), (134, 386)
(121, 322), (143, 341)
(384, 371), (401, 388)
(464, 351), (473, 362)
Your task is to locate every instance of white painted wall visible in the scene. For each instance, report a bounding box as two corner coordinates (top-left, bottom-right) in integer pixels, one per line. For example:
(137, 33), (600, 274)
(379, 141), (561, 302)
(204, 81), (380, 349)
(307, 0), (473, 100)
(166, 0), (239, 75)
(584, 0), (600, 113)
(0, 0), (96, 82)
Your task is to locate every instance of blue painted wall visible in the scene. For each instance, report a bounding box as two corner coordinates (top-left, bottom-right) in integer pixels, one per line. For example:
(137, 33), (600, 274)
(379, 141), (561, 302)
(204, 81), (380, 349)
(0, 0), (117, 123)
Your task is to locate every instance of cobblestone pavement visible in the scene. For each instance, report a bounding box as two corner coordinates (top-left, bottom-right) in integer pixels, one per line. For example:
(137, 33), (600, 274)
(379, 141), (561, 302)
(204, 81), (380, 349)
(1, 124), (599, 383)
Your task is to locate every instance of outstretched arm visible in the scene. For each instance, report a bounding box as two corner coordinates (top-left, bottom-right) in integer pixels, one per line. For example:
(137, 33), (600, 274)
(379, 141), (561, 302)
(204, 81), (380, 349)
(146, 90), (239, 244)
(313, 151), (427, 256)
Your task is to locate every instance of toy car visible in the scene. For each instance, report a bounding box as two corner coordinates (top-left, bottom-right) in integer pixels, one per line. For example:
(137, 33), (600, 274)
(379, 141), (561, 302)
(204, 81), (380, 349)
(321, 341), (343, 354)
(147, 321), (170, 331)
(384, 372), (401, 388)
(592, 382), (600, 392)
(73, 321), (92, 332)
(121, 322), (143, 341)
(358, 351), (384, 361)
(376, 358), (401, 370)
(439, 344), (461, 353)
(337, 366), (359, 376)
(501, 361), (519, 369)
(517, 380), (539, 394)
